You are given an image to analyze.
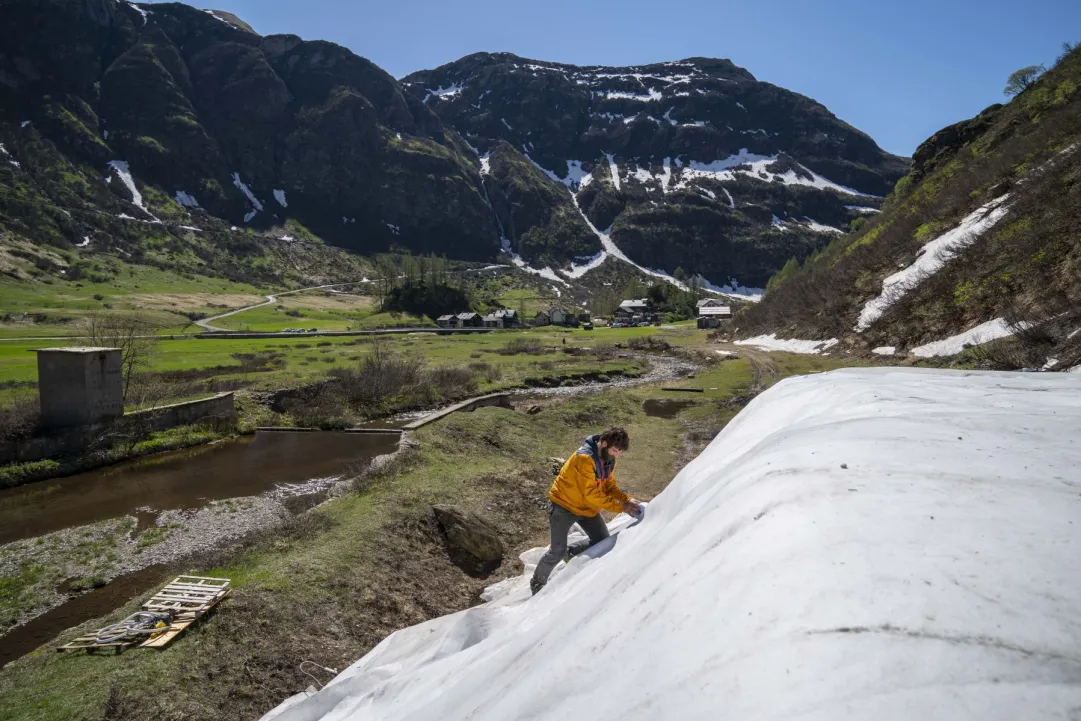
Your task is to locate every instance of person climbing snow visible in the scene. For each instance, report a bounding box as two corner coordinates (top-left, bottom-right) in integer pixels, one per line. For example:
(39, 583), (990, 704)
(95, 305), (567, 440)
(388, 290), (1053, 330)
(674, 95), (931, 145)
(531, 427), (642, 595)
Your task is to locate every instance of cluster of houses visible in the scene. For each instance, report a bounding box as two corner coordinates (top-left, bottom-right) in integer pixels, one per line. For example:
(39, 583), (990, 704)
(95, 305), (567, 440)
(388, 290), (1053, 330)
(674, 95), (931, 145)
(436, 307), (593, 329)
(533, 307), (590, 327)
(612, 297), (732, 328)
(437, 310), (522, 329)
(435, 298), (731, 331)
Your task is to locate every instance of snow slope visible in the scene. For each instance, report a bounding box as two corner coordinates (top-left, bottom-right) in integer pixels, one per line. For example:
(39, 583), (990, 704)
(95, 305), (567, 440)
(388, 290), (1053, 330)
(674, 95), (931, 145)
(855, 197), (1010, 332)
(734, 334), (838, 354)
(261, 368), (1081, 721)
(911, 318), (1028, 358)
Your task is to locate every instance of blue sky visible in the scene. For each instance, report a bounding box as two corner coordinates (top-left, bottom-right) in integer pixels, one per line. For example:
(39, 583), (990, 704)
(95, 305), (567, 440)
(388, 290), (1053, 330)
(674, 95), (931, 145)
(162, 0), (1079, 156)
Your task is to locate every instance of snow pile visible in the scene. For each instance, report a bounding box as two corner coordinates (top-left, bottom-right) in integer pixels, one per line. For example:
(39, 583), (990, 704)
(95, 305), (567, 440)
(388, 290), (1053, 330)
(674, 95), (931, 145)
(855, 197), (1010, 331)
(734, 334), (838, 354)
(478, 153), (490, 175)
(911, 318), (1028, 358)
(232, 172), (264, 222)
(261, 368), (1081, 721)
(0, 143), (7, 156)
(273, 189), (288, 208)
(872, 346), (896, 356)
(175, 190), (200, 208)
(846, 205), (880, 214)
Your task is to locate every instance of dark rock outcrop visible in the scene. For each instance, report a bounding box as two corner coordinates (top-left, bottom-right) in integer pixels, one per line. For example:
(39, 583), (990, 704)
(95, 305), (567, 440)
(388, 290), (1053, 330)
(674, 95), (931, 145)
(432, 504), (505, 575)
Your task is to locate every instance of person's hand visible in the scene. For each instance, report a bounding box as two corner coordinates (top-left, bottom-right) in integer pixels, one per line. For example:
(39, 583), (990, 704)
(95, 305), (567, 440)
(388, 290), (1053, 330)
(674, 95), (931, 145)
(622, 499), (642, 516)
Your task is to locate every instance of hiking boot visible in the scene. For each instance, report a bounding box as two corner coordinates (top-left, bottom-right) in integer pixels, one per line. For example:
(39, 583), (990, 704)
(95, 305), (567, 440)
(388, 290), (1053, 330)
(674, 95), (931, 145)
(530, 578), (544, 596)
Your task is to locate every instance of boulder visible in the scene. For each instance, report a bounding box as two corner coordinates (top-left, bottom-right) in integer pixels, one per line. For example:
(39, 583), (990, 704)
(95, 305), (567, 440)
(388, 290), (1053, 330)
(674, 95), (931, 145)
(432, 505), (504, 575)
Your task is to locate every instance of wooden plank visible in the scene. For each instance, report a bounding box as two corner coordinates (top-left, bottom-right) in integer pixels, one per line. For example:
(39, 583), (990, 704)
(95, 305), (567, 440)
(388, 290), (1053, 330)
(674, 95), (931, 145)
(147, 595), (218, 604)
(55, 577), (232, 656)
(139, 591), (230, 649)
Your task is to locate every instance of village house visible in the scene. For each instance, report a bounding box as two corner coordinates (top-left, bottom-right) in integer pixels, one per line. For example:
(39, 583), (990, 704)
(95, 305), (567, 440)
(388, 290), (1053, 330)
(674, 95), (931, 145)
(456, 312), (483, 328)
(482, 309), (520, 328)
(696, 304), (732, 329)
(533, 307), (579, 327)
(615, 299), (656, 325)
(437, 314), (457, 328)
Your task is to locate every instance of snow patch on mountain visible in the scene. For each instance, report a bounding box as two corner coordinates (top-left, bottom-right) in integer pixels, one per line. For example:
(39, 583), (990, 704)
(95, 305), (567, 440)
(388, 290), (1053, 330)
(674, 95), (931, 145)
(231, 172), (264, 223)
(273, 189), (288, 208)
(605, 154), (621, 190)
(598, 89), (662, 102)
(855, 196), (1010, 332)
(423, 84), (463, 102)
(107, 161), (148, 213)
(175, 190), (200, 208)
(735, 334), (838, 354)
(911, 318), (1028, 358)
(128, 2), (149, 24)
(202, 9), (236, 28)
(696, 276), (764, 302)
(803, 217), (845, 234)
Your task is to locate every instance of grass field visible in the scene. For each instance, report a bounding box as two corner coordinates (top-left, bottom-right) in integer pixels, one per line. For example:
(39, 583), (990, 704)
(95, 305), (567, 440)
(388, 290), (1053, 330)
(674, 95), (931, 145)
(0, 268), (274, 339)
(0, 323), (697, 387)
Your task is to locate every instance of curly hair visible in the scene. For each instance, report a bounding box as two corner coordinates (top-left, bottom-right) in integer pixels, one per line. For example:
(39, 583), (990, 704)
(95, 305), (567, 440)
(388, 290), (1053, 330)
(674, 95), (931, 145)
(599, 426), (630, 451)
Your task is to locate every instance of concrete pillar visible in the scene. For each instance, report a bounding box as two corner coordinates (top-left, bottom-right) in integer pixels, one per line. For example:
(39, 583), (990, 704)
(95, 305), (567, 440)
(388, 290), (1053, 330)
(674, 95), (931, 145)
(36, 347), (123, 428)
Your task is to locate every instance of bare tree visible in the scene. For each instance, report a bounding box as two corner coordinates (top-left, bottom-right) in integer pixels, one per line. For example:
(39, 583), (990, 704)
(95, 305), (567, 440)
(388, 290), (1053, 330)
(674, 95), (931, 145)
(79, 312), (161, 403)
(1004, 64), (1046, 97)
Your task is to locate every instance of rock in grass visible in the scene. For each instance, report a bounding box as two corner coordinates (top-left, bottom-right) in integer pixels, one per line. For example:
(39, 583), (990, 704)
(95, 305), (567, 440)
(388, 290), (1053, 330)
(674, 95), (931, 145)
(432, 505), (504, 575)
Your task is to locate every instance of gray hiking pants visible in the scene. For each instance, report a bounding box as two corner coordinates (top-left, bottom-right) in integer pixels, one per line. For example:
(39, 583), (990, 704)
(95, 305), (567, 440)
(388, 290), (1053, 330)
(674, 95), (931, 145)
(531, 501), (610, 588)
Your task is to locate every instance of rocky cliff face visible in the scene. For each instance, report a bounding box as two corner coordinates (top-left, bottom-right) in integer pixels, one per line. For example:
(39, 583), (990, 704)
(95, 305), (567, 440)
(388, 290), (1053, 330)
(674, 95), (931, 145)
(403, 53), (909, 285)
(0, 1), (908, 291)
(0, 0), (499, 271)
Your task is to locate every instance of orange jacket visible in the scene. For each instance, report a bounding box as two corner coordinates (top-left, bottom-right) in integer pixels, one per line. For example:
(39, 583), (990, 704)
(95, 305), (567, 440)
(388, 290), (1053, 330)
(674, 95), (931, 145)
(549, 436), (629, 517)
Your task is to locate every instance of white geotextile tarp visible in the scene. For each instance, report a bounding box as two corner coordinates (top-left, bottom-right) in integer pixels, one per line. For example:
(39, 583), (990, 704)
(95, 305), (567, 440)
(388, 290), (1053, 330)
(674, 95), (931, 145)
(262, 368), (1081, 721)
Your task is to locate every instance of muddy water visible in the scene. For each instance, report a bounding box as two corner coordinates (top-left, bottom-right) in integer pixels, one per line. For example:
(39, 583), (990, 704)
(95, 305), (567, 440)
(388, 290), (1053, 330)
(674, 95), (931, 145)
(642, 398), (697, 419)
(0, 431), (400, 545)
(0, 566), (171, 669)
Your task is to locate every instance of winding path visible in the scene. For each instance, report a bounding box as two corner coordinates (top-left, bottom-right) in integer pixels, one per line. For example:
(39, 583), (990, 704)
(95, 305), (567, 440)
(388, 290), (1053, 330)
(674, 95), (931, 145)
(194, 281), (369, 332)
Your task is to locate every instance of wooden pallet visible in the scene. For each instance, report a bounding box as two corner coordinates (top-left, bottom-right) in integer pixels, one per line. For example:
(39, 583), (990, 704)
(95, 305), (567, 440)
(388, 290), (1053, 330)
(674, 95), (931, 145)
(58, 576), (230, 656)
